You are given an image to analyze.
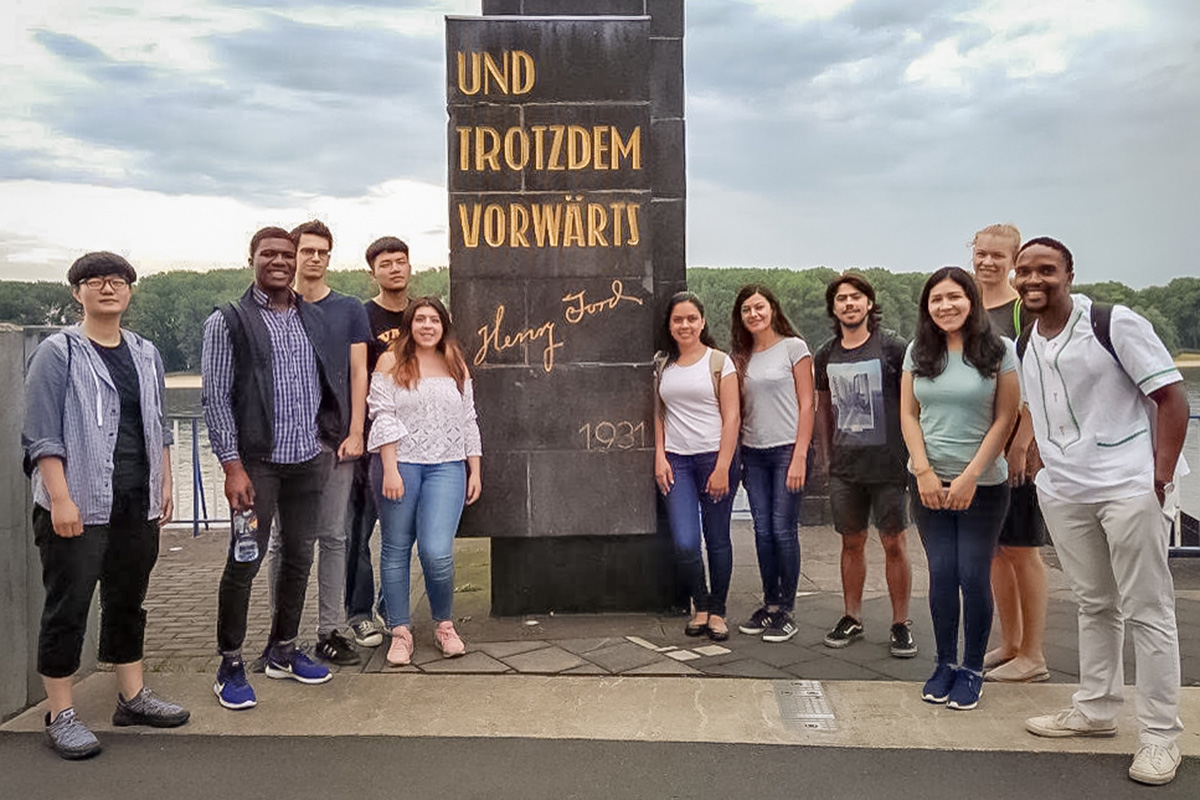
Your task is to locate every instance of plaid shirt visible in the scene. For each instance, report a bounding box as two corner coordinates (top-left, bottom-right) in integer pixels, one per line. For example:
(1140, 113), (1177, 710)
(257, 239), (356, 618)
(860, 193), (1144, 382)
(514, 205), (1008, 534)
(202, 285), (322, 464)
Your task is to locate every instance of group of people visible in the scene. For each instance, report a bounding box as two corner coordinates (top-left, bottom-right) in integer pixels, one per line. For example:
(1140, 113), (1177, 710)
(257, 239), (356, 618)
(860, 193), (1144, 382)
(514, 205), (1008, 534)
(652, 224), (1189, 786)
(23, 222), (482, 758)
(22, 222), (1189, 785)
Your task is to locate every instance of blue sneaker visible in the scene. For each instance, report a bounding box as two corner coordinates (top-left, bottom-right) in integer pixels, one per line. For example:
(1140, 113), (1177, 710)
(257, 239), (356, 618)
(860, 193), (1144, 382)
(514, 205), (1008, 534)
(921, 662), (957, 704)
(214, 659), (257, 710)
(265, 648), (333, 685)
(947, 669), (983, 710)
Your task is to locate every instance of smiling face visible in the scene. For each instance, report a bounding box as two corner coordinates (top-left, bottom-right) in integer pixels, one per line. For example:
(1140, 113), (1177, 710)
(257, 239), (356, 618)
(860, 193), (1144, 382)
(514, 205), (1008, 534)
(739, 292), (774, 336)
(251, 236), (297, 292)
(72, 274), (132, 320)
(972, 232), (1018, 288)
(409, 303), (445, 350)
(1014, 243), (1073, 315)
(669, 301), (704, 348)
(927, 277), (972, 336)
(832, 282), (873, 329)
(296, 233), (331, 282)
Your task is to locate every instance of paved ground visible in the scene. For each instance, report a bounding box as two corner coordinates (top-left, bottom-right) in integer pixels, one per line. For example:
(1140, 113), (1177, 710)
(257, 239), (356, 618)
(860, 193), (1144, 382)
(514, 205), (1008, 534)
(136, 519), (1200, 686)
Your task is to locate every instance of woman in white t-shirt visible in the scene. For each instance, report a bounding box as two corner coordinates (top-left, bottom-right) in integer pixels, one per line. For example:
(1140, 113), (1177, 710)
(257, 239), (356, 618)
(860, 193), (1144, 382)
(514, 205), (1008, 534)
(729, 284), (814, 644)
(654, 292), (741, 641)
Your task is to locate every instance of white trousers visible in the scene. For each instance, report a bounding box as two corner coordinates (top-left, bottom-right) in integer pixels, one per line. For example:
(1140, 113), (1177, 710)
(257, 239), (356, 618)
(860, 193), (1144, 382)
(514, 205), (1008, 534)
(1039, 489), (1182, 746)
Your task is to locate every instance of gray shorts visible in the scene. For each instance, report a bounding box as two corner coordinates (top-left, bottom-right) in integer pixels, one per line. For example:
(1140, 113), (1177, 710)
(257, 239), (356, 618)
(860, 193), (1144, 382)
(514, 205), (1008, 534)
(829, 476), (907, 536)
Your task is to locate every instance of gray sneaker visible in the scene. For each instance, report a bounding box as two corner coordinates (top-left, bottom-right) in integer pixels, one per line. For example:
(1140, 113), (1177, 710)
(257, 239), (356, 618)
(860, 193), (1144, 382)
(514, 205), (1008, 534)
(45, 708), (101, 760)
(351, 618), (384, 647)
(112, 686), (191, 728)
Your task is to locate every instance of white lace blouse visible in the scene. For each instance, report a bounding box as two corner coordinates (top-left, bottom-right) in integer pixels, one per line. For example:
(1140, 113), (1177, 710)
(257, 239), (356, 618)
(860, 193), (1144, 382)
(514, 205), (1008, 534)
(366, 372), (483, 464)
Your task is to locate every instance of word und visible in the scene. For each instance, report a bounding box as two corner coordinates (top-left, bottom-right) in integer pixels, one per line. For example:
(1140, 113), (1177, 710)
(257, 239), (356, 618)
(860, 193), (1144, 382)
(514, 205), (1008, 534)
(456, 50), (536, 96)
(457, 198), (641, 249)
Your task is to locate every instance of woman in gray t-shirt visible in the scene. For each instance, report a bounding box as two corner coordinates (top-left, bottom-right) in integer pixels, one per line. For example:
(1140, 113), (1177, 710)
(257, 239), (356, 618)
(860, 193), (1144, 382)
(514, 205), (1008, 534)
(729, 284), (814, 644)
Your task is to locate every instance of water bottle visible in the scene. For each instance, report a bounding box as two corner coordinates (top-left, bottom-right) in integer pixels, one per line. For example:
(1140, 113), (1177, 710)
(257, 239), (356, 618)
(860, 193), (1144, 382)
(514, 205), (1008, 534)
(232, 508), (259, 563)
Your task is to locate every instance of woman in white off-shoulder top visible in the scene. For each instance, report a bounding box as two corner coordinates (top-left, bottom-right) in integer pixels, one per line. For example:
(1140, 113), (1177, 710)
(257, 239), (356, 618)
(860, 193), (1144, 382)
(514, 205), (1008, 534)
(366, 296), (482, 667)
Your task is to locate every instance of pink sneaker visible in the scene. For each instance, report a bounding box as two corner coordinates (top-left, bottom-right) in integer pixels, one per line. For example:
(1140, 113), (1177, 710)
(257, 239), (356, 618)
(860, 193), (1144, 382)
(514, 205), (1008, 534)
(386, 626), (413, 666)
(434, 621), (466, 658)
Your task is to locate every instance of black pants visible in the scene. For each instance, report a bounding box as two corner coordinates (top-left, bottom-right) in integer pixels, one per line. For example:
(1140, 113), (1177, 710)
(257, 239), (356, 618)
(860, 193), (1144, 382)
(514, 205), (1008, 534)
(35, 488), (160, 678)
(344, 453), (383, 622)
(216, 453), (330, 656)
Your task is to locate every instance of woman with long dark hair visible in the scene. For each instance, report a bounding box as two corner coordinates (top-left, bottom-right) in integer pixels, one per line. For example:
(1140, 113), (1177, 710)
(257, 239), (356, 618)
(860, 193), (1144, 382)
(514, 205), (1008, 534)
(368, 297), (482, 666)
(900, 267), (1019, 710)
(729, 285), (814, 643)
(654, 292), (740, 641)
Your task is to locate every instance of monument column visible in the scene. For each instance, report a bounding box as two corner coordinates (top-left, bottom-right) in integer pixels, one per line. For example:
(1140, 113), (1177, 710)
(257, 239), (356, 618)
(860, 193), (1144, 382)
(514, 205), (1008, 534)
(447, 1), (685, 614)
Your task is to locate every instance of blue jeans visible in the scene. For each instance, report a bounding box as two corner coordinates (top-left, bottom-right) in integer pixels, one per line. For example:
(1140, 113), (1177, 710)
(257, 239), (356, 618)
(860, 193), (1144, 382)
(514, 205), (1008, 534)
(741, 444), (803, 612)
(910, 479), (1010, 673)
(372, 459), (466, 628)
(662, 451), (737, 617)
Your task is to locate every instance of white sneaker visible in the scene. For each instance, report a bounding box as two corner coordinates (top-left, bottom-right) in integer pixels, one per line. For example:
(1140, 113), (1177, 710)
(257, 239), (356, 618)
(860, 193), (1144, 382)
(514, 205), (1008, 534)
(1129, 743), (1180, 786)
(1025, 707), (1117, 738)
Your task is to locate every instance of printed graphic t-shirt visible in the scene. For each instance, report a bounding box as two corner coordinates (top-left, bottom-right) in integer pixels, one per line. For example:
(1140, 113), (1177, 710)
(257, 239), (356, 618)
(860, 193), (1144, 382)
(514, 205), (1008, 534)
(365, 299), (407, 374)
(813, 329), (908, 483)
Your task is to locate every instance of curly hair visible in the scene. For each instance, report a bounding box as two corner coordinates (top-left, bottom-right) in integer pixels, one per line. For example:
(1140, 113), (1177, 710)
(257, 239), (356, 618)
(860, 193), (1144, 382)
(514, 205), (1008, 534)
(910, 266), (1006, 380)
(823, 273), (881, 338)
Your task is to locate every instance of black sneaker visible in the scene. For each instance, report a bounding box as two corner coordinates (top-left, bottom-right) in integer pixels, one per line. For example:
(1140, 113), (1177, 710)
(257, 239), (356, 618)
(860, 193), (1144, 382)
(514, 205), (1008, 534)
(889, 621), (918, 658)
(316, 630), (362, 666)
(738, 606), (773, 635)
(823, 615), (864, 648)
(762, 611), (799, 643)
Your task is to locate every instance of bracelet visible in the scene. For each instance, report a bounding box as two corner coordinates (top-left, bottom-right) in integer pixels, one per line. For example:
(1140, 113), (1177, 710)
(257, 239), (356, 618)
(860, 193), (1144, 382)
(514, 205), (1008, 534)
(913, 466), (934, 477)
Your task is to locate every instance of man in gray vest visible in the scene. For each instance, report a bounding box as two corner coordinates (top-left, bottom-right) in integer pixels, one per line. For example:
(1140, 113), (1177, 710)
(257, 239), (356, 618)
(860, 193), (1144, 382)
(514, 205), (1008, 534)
(202, 227), (344, 710)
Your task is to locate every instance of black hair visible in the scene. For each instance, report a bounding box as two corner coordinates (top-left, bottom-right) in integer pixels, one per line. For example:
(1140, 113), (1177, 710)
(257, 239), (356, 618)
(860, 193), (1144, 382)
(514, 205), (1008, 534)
(1017, 236), (1074, 273)
(249, 226), (293, 258)
(729, 283), (800, 374)
(911, 266), (1006, 380)
(660, 291), (717, 363)
(290, 219), (333, 250)
(365, 236), (409, 268)
(824, 272), (881, 336)
(66, 251), (137, 286)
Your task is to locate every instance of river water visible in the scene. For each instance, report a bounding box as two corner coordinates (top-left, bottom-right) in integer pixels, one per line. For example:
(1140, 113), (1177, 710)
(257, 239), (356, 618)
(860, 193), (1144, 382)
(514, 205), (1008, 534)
(164, 370), (1200, 533)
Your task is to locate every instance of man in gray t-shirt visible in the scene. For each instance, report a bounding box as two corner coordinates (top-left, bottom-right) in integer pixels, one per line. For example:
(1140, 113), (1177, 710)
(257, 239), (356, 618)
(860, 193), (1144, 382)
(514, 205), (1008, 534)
(813, 274), (915, 659)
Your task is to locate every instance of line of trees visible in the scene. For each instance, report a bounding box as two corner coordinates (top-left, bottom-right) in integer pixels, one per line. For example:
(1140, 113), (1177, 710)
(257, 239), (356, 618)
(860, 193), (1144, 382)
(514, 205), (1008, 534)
(0, 266), (1194, 372)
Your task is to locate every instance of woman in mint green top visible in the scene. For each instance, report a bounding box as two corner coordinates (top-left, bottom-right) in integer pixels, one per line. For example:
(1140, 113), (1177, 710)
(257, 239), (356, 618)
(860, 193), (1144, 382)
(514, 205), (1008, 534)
(900, 266), (1020, 712)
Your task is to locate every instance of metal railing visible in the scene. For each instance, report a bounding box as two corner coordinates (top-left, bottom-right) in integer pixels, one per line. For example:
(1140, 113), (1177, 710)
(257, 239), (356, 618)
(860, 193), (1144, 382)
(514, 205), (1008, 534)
(168, 415), (228, 536)
(1168, 414), (1200, 557)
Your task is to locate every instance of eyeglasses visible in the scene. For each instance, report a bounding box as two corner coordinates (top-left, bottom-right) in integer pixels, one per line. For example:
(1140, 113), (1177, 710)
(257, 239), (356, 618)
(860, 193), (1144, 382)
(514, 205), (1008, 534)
(299, 247), (331, 259)
(80, 277), (130, 290)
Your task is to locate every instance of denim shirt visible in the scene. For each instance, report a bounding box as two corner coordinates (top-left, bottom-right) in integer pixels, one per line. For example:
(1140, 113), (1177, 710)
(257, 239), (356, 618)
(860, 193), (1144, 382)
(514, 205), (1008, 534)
(23, 326), (173, 524)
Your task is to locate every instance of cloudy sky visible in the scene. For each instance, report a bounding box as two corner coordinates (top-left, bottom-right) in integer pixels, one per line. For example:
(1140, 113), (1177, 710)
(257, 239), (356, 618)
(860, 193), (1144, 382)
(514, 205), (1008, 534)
(2, 0), (1197, 286)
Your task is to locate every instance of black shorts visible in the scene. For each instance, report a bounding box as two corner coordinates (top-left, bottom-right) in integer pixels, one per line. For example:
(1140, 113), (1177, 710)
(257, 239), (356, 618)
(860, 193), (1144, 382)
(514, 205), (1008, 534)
(829, 476), (907, 536)
(998, 481), (1047, 547)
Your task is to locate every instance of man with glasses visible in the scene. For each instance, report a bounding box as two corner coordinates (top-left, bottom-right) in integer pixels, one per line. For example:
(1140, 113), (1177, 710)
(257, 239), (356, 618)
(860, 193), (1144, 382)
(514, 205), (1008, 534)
(24, 252), (189, 758)
(202, 227), (346, 709)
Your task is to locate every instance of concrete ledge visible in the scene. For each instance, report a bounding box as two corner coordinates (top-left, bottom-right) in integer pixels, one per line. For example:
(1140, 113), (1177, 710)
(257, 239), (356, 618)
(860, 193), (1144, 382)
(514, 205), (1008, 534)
(5, 673), (1198, 757)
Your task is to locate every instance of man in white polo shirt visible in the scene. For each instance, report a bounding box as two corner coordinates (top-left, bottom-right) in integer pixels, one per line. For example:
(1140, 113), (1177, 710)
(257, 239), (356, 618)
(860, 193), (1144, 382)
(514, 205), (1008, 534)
(1013, 236), (1190, 786)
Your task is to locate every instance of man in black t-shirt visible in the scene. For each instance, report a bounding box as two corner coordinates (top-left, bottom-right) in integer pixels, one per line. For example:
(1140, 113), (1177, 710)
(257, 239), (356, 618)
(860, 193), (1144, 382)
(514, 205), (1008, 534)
(345, 236), (412, 646)
(813, 274), (916, 659)
(23, 252), (189, 759)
